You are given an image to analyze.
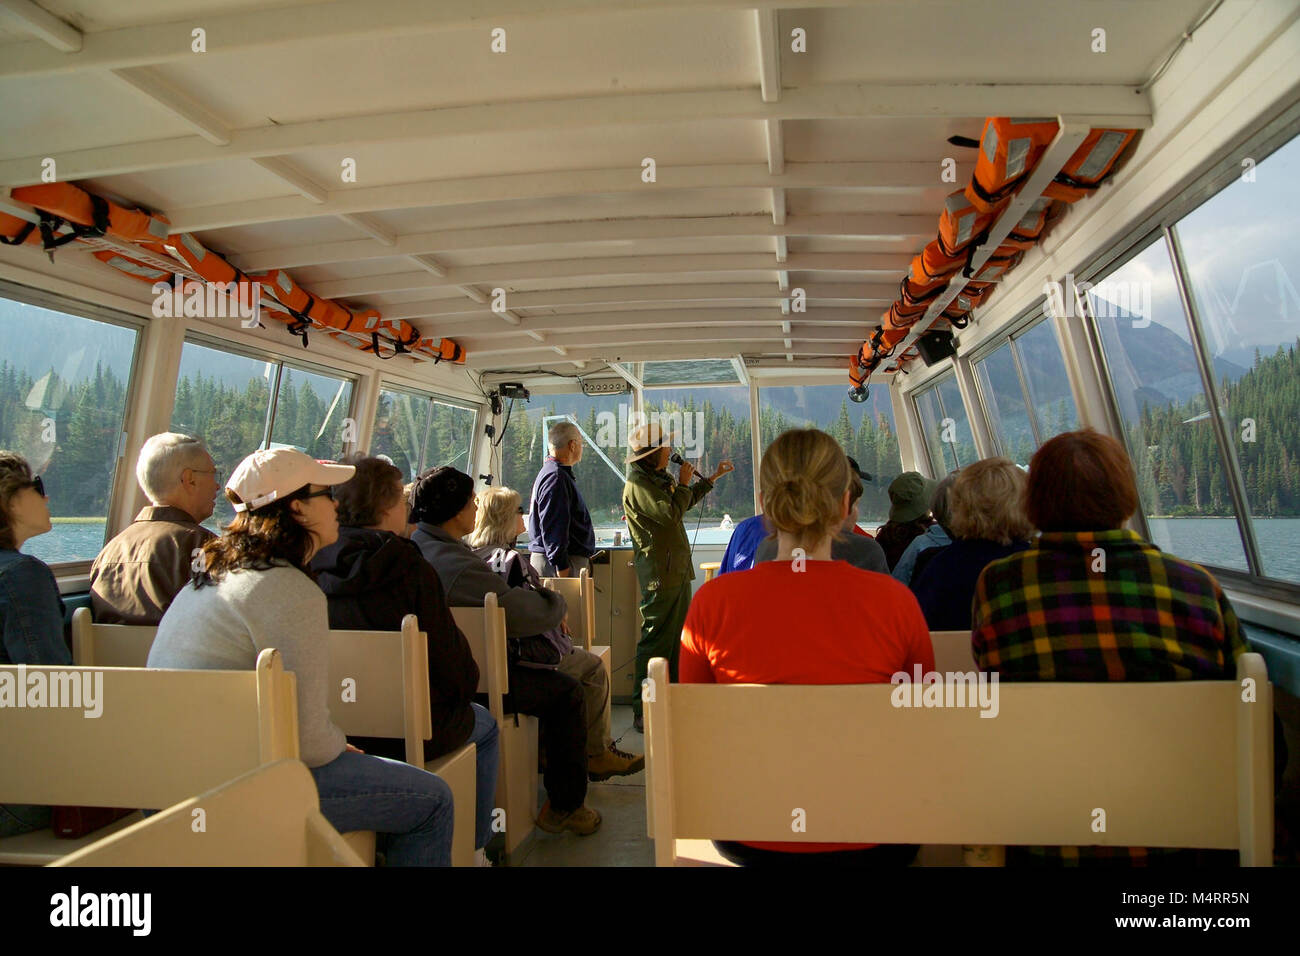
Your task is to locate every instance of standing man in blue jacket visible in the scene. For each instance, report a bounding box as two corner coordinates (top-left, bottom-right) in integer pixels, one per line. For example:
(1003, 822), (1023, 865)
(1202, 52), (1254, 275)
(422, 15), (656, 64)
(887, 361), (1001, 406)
(528, 421), (597, 579)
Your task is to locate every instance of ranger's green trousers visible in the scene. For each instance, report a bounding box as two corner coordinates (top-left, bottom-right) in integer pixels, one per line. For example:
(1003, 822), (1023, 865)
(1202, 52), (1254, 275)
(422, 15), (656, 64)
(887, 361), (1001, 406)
(632, 581), (693, 718)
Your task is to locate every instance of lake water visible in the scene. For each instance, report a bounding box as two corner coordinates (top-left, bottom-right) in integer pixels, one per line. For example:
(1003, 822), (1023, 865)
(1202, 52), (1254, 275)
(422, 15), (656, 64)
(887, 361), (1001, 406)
(23, 516), (1300, 586)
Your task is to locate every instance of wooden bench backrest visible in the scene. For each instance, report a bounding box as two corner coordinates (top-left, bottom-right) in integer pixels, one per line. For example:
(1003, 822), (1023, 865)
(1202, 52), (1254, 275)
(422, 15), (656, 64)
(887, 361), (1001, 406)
(645, 654), (1273, 865)
(326, 615), (431, 766)
(539, 568), (595, 650)
(929, 630), (975, 673)
(70, 606), (156, 667)
(53, 760), (365, 867)
(450, 592), (509, 724)
(0, 649), (299, 810)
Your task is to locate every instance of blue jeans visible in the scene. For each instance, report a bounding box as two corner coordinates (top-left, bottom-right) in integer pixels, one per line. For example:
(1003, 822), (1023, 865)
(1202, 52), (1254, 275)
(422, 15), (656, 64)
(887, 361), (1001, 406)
(310, 751), (453, 866)
(466, 702), (500, 850)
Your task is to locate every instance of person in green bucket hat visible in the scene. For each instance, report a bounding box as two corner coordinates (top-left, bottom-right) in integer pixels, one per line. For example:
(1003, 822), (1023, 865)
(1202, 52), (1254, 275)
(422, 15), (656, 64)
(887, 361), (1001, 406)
(874, 471), (939, 572)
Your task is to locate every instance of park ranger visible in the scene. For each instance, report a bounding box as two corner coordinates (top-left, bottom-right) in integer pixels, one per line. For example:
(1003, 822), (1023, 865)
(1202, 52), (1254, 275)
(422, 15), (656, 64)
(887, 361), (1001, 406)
(622, 422), (733, 732)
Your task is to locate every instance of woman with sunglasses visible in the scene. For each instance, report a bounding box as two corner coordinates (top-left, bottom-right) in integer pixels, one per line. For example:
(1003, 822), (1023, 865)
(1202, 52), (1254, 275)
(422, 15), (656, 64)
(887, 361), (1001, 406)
(149, 448), (454, 866)
(0, 453), (69, 838)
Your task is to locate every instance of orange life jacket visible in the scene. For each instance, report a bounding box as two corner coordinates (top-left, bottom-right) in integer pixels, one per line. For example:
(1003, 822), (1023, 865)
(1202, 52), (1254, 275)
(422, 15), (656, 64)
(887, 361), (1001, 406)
(937, 189), (995, 255)
(966, 118), (1059, 212)
(1042, 128), (1138, 202)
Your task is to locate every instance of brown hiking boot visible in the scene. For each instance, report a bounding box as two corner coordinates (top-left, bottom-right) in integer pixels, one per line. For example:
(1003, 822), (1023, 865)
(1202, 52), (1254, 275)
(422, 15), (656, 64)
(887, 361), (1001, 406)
(536, 801), (602, 835)
(587, 743), (645, 781)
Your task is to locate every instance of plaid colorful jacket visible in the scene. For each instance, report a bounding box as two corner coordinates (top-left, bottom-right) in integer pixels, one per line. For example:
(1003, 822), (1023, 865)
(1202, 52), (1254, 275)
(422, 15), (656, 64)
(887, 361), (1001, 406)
(971, 528), (1247, 866)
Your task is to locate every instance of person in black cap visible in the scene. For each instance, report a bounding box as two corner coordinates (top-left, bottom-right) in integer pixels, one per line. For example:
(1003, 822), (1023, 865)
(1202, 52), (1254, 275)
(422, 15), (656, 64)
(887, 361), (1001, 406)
(408, 466), (602, 836)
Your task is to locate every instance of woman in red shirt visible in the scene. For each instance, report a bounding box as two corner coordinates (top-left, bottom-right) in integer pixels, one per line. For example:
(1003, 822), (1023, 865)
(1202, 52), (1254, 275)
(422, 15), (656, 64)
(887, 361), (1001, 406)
(680, 428), (934, 866)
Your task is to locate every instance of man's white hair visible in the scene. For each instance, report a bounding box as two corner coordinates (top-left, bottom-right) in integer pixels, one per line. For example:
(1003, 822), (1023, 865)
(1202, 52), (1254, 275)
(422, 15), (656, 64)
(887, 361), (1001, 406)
(548, 421), (582, 452)
(136, 432), (209, 505)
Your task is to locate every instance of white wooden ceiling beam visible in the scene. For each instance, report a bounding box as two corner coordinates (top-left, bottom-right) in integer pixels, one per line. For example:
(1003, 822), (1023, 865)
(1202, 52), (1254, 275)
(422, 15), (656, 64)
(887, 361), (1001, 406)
(108, 68), (232, 145)
(753, 8), (782, 103)
(473, 342), (846, 369)
(426, 307), (879, 336)
(338, 213), (396, 246)
(0, 0), (867, 78)
(467, 325), (861, 358)
(251, 158), (329, 203)
(160, 162), (941, 232)
(311, 252), (903, 298)
(0, 0), (81, 52)
(233, 213), (933, 271)
(0, 83), (1151, 185)
(379, 282), (897, 319)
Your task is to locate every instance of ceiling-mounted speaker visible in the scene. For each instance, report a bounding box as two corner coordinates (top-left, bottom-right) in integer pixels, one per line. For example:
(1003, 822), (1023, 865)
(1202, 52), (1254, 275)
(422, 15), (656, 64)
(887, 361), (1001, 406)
(916, 330), (958, 366)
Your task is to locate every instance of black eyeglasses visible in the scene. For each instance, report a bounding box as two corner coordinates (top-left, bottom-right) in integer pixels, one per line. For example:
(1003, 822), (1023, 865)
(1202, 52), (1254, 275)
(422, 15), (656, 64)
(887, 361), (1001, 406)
(30, 475), (45, 497)
(297, 487), (334, 502)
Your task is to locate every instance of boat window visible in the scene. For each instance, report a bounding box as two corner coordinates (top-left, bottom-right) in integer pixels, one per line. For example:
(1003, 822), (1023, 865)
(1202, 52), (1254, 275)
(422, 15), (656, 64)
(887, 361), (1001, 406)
(1090, 238), (1252, 573)
(1014, 318), (1080, 442)
(170, 340), (356, 530)
(644, 385), (756, 534)
(267, 364), (355, 462)
(974, 317), (1081, 466)
(372, 388), (477, 484)
(1174, 133), (1300, 585)
(0, 291), (140, 565)
(497, 391), (632, 538)
(974, 342), (1036, 466)
(913, 372), (976, 476)
(756, 384), (904, 527)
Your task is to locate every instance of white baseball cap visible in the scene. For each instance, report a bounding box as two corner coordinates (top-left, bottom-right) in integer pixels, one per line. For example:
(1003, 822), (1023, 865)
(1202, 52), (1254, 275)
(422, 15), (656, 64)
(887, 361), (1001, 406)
(226, 448), (355, 512)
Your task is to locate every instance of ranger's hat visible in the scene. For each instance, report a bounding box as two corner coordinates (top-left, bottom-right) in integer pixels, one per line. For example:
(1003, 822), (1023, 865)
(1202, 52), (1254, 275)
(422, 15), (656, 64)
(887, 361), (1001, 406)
(626, 422), (676, 463)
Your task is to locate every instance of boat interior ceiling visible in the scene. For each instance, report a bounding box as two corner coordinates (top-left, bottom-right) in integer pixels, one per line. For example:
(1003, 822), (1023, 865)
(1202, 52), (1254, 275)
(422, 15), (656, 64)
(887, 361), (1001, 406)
(4, 0), (1293, 395)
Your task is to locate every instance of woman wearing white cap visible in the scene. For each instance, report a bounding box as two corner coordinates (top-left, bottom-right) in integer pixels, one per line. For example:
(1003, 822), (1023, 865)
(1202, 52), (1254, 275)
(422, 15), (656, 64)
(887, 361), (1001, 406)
(149, 448), (454, 866)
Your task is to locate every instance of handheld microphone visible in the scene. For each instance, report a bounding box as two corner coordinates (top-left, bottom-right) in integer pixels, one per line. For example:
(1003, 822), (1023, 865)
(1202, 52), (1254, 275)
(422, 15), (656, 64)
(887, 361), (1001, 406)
(669, 453), (685, 465)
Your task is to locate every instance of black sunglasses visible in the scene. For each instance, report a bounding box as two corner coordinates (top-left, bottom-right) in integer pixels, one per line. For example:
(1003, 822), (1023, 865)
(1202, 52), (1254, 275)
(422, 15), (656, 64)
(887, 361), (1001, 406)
(30, 475), (45, 497)
(297, 487), (334, 502)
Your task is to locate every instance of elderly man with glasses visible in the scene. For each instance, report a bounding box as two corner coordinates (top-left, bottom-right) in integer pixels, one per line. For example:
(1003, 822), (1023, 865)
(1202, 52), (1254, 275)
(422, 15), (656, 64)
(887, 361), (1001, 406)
(90, 432), (221, 624)
(527, 420), (597, 580)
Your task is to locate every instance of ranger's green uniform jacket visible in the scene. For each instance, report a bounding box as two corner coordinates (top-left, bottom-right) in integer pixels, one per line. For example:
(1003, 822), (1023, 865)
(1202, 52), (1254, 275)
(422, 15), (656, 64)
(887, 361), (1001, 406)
(621, 461), (714, 591)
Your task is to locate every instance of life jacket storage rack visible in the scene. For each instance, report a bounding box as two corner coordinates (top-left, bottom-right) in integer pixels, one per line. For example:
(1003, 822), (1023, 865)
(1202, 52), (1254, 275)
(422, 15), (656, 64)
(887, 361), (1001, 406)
(851, 119), (1118, 390)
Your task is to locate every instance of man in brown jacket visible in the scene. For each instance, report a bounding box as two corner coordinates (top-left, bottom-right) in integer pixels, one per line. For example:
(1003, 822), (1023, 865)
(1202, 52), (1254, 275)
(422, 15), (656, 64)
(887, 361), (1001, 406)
(90, 433), (220, 624)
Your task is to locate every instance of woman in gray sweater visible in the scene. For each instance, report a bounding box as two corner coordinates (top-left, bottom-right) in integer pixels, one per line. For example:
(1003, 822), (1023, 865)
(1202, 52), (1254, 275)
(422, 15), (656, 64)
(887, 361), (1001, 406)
(149, 448), (453, 866)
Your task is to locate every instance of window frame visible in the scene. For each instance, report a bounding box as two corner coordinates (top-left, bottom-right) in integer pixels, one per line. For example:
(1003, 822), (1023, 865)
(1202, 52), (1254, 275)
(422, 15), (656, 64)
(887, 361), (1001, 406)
(180, 331), (361, 456)
(372, 381), (481, 479)
(911, 370), (969, 475)
(0, 279), (147, 575)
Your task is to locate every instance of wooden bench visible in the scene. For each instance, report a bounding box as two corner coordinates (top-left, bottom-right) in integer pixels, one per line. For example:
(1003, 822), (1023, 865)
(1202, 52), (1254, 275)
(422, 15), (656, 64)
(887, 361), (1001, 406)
(929, 630), (976, 673)
(326, 614), (478, 866)
(53, 760), (366, 867)
(70, 608), (158, 667)
(541, 567), (613, 736)
(66, 606), (378, 862)
(0, 649), (299, 865)
(644, 653), (1274, 866)
(452, 592), (538, 862)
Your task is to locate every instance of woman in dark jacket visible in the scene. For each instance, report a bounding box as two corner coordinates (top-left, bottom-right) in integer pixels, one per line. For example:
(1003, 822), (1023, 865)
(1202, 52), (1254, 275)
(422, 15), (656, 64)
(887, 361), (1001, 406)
(911, 458), (1033, 630)
(0, 452), (68, 838)
(311, 456), (499, 863)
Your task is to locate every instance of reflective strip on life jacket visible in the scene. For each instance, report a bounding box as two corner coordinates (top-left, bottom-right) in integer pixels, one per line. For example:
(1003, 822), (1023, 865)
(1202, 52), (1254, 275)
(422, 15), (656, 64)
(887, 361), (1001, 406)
(937, 189), (994, 255)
